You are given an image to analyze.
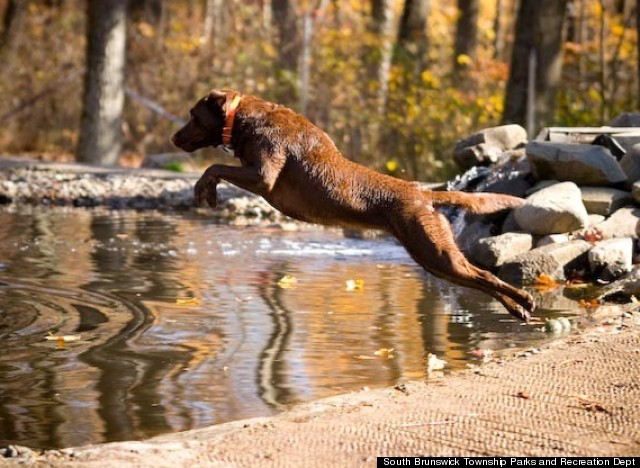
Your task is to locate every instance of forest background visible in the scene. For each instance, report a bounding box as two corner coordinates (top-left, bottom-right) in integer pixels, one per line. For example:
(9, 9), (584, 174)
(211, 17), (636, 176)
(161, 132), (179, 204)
(0, 0), (638, 181)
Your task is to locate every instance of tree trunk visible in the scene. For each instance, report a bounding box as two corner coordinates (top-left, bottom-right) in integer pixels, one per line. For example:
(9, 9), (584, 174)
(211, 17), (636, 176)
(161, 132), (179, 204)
(395, 0), (430, 73)
(202, 0), (224, 47)
(369, 0), (395, 113)
(502, 0), (568, 132)
(0, 0), (25, 52)
(77, 0), (128, 165)
(453, 0), (479, 76)
(272, 0), (299, 72)
(637, 0), (640, 107)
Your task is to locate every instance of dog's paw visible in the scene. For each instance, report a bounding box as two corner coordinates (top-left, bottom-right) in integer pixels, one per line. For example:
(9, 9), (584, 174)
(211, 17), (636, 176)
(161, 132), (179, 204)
(194, 177), (219, 209)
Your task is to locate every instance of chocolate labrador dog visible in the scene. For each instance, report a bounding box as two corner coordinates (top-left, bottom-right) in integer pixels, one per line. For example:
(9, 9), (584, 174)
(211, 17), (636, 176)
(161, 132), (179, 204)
(172, 89), (535, 321)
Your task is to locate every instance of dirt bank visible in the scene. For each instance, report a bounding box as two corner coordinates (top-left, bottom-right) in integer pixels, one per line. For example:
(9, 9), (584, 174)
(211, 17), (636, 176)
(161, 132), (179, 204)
(2, 304), (638, 467)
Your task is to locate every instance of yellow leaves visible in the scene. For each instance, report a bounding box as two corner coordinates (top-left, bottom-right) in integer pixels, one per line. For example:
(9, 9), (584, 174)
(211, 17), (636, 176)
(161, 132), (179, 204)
(456, 54), (472, 66)
(420, 70), (440, 88)
(136, 21), (155, 38)
(385, 160), (399, 173)
(277, 275), (298, 289)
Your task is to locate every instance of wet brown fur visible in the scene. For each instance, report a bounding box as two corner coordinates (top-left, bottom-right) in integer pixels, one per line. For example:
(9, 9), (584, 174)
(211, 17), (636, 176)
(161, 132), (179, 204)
(172, 89), (535, 321)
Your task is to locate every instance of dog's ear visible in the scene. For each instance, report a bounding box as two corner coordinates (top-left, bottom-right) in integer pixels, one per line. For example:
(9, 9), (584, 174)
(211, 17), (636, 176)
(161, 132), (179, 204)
(206, 89), (228, 110)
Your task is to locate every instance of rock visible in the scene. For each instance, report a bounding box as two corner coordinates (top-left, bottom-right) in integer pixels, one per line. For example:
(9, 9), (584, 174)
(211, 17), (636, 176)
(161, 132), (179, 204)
(536, 234), (570, 248)
(579, 186), (633, 216)
(525, 180), (559, 196)
(588, 214), (606, 226)
(526, 141), (628, 186)
(514, 182), (589, 235)
(141, 153), (199, 172)
(498, 240), (592, 285)
(633, 181), (640, 204)
(457, 219), (494, 255)
(609, 112), (640, 127)
(620, 144), (640, 184)
(454, 124), (527, 170)
(588, 238), (633, 282)
(593, 207), (640, 239)
(472, 232), (533, 268)
(600, 265), (640, 301)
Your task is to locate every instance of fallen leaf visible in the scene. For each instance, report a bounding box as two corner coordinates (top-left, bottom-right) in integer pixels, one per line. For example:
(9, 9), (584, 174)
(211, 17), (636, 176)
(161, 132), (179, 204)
(176, 297), (201, 306)
(579, 298), (600, 309)
(533, 273), (560, 292)
(345, 279), (365, 291)
(580, 227), (604, 244)
(515, 391), (530, 399)
(277, 275), (298, 289)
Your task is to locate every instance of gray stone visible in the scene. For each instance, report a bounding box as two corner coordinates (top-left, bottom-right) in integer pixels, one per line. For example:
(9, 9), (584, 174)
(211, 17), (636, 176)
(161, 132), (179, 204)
(454, 124), (527, 169)
(457, 220), (494, 255)
(498, 240), (592, 285)
(633, 181), (640, 204)
(514, 182), (589, 235)
(525, 180), (559, 196)
(620, 144), (640, 184)
(579, 186), (633, 216)
(526, 141), (628, 186)
(472, 232), (534, 268)
(588, 214), (606, 226)
(601, 266), (640, 301)
(609, 112), (640, 127)
(588, 238), (633, 282)
(593, 207), (640, 239)
(536, 234), (570, 248)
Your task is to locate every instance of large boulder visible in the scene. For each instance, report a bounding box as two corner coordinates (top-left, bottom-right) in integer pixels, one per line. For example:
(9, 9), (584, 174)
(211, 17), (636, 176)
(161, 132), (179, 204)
(454, 124), (527, 170)
(593, 207), (640, 239)
(620, 144), (640, 184)
(609, 112), (640, 127)
(514, 182), (589, 235)
(526, 141), (627, 186)
(498, 240), (592, 285)
(588, 238), (633, 282)
(472, 232), (533, 269)
(579, 186), (633, 216)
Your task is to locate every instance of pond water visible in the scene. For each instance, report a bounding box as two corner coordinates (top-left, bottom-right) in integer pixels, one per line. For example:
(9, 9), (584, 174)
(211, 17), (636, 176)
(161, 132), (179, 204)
(0, 207), (584, 449)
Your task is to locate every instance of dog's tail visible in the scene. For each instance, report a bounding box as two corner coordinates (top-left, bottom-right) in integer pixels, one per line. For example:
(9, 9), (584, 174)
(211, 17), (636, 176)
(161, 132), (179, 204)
(427, 190), (525, 215)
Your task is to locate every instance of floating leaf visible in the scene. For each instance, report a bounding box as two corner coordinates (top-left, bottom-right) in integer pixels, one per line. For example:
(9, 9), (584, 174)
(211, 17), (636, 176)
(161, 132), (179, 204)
(345, 279), (365, 291)
(277, 275), (298, 289)
(426, 353), (446, 372)
(176, 297), (201, 306)
(533, 273), (560, 291)
(374, 347), (395, 358)
(45, 334), (82, 342)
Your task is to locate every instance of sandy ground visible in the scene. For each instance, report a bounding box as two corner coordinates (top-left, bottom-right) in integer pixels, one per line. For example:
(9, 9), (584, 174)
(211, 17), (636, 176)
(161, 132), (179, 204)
(1, 304), (639, 467)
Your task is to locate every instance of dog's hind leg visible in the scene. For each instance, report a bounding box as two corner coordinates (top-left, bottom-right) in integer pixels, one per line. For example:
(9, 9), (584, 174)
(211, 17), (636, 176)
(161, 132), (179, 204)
(389, 206), (535, 321)
(428, 190), (525, 215)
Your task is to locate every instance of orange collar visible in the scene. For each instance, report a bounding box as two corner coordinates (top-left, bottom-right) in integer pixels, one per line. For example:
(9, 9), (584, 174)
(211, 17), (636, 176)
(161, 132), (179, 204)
(222, 94), (242, 146)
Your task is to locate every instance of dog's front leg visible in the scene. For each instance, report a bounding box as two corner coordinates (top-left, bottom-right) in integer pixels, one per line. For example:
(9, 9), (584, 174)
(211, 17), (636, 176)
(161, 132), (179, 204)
(194, 164), (264, 208)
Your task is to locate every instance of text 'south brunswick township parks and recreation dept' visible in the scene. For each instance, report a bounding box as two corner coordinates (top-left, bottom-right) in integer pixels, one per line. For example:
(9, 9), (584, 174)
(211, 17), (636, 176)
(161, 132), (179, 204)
(377, 459), (637, 468)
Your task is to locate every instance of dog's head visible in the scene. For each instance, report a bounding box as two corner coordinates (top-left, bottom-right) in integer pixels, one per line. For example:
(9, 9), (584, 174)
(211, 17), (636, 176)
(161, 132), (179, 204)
(171, 89), (240, 152)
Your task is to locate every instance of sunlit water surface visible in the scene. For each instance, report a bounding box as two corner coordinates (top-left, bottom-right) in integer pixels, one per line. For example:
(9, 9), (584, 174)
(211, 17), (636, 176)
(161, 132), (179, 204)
(0, 207), (583, 449)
